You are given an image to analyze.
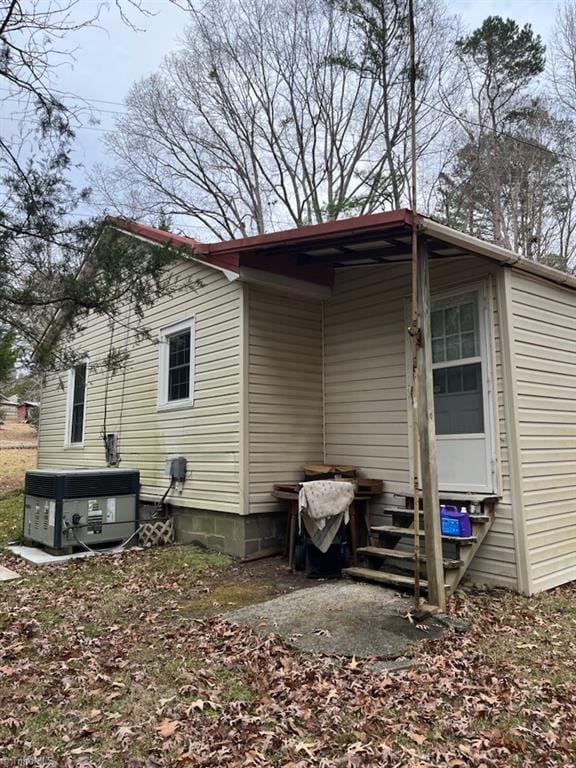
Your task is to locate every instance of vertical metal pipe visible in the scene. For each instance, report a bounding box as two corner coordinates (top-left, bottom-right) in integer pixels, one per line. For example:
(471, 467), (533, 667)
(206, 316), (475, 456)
(408, 0), (421, 609)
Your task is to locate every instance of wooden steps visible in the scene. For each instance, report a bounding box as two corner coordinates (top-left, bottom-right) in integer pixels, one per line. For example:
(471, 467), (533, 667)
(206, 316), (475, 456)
(344, 500), (496, 598)
(343, 567), (449, 590)
(344, 567), (427, 589)
(356, 545), (463, 570)
(370, 524), (476, 545)
(388, 509), (491, 524)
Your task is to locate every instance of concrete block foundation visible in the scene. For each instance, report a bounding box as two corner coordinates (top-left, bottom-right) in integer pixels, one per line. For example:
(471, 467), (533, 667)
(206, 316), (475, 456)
(171, 506), (286, 559)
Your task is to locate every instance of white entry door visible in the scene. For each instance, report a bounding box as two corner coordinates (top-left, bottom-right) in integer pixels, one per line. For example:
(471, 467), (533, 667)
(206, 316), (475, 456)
(431, 287), (496, 494)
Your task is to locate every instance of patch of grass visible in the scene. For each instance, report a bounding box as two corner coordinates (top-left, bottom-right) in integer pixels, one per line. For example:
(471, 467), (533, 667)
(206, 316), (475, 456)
(0, 448), (36, 495)
(158, 544), (231, 572)
(180, 581), (278, 616)
(0, 491), (23, 546)
(211, 667), (257, 706)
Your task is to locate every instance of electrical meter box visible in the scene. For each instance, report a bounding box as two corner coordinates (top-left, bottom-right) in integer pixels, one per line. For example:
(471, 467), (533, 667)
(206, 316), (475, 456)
(23, 469), (139, 551)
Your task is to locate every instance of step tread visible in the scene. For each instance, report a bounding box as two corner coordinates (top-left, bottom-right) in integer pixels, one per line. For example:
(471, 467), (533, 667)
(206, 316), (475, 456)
(396, 492), (499, 503)
(370, 525), (476, 545)
(343, 567), (428, 588)
(388, 509), (490, 524)
(357, 546), (463, 569)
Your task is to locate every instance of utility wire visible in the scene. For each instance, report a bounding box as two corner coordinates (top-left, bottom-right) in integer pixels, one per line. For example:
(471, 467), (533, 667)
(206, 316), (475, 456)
(2, 80), (575, 165)
(2, 82), (574, 166)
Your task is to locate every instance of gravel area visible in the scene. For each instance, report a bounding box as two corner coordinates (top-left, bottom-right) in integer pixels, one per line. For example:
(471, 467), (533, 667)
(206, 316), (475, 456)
(227, 580), (446, 658)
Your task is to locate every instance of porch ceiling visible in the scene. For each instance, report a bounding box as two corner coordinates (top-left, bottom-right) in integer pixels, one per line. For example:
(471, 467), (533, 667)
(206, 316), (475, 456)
(220, 215), (477, 287)
(206, 210), (476, 273)
(293, 232), (469, 268)
(106, 209), (576, 293)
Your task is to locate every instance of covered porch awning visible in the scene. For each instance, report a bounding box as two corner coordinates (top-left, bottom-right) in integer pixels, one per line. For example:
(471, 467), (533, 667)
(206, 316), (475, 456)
(197, 209), (576, 292)
(106, 208), (576, 292)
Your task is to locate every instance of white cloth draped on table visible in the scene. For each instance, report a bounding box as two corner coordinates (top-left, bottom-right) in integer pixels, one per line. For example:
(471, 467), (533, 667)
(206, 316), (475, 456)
(298, 480), (355, 553)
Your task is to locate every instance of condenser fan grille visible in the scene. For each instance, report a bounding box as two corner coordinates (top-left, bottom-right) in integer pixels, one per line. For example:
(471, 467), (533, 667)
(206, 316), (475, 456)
(25, 471), (139, 499)
(63, 474), (136, 497)
(25, 474), (57, 498)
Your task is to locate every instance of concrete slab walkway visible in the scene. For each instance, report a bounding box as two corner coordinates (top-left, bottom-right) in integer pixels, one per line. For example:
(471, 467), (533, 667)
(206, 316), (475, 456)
(0, 565), (21, 582)
(227, 581), (446, 658)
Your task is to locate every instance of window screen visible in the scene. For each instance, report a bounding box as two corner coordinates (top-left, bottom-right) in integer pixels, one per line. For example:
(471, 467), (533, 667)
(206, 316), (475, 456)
(167, 329), (191, 402)
(70, 362), (87, 444)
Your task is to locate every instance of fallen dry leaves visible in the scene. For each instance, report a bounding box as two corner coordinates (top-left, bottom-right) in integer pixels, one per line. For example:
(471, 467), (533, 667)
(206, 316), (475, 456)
(0, 544), (575, 767)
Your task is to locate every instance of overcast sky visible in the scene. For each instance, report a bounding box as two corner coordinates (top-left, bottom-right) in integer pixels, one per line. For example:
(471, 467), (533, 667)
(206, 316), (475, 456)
(2, 0), (561, 222)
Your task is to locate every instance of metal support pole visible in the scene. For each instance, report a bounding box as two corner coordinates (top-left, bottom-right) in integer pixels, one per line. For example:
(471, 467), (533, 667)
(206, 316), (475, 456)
(408, 0), (421, 610)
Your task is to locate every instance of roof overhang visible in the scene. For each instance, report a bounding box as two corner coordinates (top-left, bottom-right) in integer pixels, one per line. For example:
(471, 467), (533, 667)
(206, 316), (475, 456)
(421, 218), (576, 290)
(105, 211), (576, 294)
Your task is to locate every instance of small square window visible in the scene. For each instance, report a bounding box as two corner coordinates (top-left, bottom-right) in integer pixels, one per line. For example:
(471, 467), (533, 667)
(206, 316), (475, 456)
(158, 318), (195, 409)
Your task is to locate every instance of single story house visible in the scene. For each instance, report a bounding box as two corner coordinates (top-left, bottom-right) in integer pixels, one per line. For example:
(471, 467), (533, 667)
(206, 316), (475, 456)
(36, 210), (576, 596)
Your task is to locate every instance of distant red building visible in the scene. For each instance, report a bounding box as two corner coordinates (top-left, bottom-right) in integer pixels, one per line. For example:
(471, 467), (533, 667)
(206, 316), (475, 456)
(16, 401), (39, 422)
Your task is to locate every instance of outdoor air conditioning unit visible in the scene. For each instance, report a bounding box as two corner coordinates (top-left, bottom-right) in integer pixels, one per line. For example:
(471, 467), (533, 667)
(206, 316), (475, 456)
(23, 469), (139, 552)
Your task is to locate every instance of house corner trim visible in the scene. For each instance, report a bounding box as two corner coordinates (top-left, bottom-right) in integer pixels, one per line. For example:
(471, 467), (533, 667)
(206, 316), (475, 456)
(497, 268), (532, 595)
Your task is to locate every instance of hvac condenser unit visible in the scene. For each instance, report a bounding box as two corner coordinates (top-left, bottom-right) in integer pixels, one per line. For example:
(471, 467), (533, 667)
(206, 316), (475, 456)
(23, 469), (139, 551)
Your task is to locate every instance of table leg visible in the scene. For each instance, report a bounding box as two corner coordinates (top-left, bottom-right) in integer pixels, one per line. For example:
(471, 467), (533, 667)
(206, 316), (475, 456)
(349, 503), (358, 566)
(363, 499), (372, 546)
(288, 501), (297, 572)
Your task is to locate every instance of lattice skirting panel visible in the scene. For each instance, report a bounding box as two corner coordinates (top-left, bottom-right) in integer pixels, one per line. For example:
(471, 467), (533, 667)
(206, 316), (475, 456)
(138, 517), (174, 548)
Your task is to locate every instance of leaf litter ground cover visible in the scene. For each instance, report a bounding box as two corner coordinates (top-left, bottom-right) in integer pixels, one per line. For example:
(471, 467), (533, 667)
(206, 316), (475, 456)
(0, 499), (575, 767)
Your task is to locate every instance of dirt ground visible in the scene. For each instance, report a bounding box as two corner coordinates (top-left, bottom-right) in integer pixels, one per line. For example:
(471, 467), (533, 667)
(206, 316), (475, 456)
(0, 421), (37, 445)
(0, 421), (38, 495)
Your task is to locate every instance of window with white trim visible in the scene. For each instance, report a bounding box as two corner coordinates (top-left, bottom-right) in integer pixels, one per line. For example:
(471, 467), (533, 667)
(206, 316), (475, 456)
(431, 291), (484, 435)
(67, 362), (87, 445)
(158, 318), (195, 408)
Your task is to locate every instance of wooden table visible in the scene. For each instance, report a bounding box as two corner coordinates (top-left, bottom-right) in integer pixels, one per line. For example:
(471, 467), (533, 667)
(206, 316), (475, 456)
(272, 481), (382, 571)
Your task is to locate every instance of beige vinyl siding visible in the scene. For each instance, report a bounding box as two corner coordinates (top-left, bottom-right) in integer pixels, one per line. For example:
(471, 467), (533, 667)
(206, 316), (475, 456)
(247, 287), (323, 513)
(37, 259), (243, 513)
(509, 270), (576, 592)
(323, 258), (518, 589)
(466, 267), (517, 587)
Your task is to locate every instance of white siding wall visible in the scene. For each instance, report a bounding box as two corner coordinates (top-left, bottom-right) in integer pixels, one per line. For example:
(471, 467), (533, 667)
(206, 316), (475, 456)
(37, 260), (243, 514)
(323, 258), (518, 589)
(509, 271), (576, 591)
(247, 287), (324, 513)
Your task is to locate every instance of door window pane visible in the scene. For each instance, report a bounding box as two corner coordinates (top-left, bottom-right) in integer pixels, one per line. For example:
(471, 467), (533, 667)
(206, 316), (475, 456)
(460, 303), (474, 332)
(461, 332), (476, 358)
(433, 363), (484, 435)
(432, 337), (445, 363)
(445, 306), (459, 334)
(431, 310), (444, 338)
(447, 366), (462, 393)
(446, 335), (461, 361)
(431, 293), (479, 363)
